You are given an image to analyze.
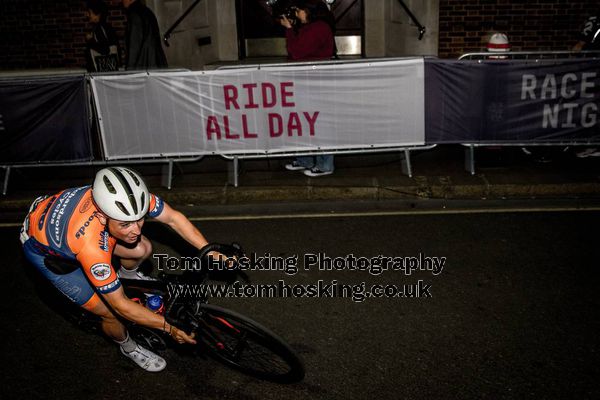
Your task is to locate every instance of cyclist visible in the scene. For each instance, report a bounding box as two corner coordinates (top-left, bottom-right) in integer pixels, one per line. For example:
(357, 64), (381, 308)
(20, 167), (217, 372)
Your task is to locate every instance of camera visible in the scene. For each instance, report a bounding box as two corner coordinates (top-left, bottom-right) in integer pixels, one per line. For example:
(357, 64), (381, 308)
(279, 6), (298, 25)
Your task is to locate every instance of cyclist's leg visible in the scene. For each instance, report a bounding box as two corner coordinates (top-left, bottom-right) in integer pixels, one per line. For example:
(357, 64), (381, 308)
(22, 239), (127, 339)
(23, 240), (165, 371)
(82, 294), (127, 341)
(113, 235), (153, 278)
(23, 239), (98, 307)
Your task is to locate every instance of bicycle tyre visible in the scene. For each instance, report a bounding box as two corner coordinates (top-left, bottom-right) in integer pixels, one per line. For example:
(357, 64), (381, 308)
(195, 304), (305, 383)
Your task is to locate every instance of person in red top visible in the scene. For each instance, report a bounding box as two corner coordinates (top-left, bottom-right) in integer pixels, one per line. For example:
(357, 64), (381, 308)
(282, 1), (334, 61)
(280, 0), (337, 177)
(20, 167), (219, 372)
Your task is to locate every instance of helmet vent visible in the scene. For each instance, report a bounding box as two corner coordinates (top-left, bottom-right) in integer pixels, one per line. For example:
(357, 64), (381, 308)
(129, 193), (138, 214)
(140, 192), (146, 212)
(115, 201), (130, 216)
(126, 169), (141, 186)
(103, 176), (117, 194)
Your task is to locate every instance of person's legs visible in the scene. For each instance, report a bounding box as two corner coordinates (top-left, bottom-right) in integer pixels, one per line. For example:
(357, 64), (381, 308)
(23, 239), (98, 306)
(83, 293), (127, 340)
(22, 240), (166, 371)
(304, 155), (334, 177)
(83, 291), (166, 372)
(285, 156), (314, 171)
(314, 155), (334, 172)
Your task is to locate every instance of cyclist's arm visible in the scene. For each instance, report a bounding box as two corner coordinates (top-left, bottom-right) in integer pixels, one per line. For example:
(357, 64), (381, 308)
(153, 202), (232, 263)
(101, 287), (196, 344)
(153, 201), (209, 250)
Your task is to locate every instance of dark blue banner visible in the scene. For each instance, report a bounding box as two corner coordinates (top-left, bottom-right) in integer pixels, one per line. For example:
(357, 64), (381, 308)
(425, 59), (600, 143)
(0, 75), (93, 163)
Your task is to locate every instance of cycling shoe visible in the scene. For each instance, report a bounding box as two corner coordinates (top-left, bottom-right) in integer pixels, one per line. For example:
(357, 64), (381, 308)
(120, 344), (166, 372)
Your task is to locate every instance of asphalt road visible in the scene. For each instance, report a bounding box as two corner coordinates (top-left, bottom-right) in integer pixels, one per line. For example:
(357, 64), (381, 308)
(1, 210), (599, 400)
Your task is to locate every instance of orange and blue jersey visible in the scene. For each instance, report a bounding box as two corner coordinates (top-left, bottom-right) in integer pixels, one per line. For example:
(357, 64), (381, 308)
(21, 185), (164, 309)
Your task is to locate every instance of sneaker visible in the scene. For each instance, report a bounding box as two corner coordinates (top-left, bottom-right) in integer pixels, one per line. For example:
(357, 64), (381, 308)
(120, 344), (166, 372)
(118, 268), (157, 281)
(576, 148), (600, 158)
(303, 168), (333, 177)
(285, 161), (309, 171)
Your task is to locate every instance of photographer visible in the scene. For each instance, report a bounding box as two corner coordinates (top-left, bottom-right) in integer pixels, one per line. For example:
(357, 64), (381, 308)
(280, 0), (336, 177)
(279, 0), (335, 61)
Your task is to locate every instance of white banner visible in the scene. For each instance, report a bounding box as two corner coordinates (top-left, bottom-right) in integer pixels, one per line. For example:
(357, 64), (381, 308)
(91, 59), (425, 160)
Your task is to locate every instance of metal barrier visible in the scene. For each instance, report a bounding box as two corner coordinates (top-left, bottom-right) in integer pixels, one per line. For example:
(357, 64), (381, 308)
(2, 61), (433, 193)
(458, 50), (600, 175)
(458, 50), (600, 61)
(223, 145), (437, 187)
(0, 157), (201, 196)
(0, 69), (201, 195)
(215, 57), (436, 185)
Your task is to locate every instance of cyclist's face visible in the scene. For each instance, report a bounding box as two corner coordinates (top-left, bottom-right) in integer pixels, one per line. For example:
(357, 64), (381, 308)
(108, 218), (145, 243)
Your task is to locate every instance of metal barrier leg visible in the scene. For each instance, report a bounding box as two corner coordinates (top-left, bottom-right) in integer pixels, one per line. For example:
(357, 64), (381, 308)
(227, 156), (239, 187)
(2, 166), (10, 196)
(161, 160), (173, 190)
(465, 145), (476, 175)
(401, 149), (413, 177)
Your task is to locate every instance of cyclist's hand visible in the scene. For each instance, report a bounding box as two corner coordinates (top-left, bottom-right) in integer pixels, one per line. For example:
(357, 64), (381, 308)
(208, 251), (237, 268)
(170, 326), (196, 345)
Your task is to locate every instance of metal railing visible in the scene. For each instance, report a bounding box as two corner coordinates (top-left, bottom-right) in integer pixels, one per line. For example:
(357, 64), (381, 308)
(458, 50), (600, 61)
(214, 57), (436, 185)
(458, 50), (600, 175)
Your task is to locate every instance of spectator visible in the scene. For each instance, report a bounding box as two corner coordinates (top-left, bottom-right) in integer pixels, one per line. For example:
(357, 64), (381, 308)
(280, 0), (336, 177)
(486, 32), (510, 59)
(573, 10), (600, 52)
(122, 0), (168, 70)
(85, 0), (120, 72)
(574, 10), (600, 158)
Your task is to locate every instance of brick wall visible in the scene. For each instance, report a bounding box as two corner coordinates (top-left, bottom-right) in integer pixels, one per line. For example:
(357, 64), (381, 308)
(0, 0), (126, 70)
(1, 1), (599, 69)
(438, 0), (599, 58)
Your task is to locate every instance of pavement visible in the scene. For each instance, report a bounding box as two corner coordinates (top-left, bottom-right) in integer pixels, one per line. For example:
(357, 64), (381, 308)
(1, 144), (599, 219)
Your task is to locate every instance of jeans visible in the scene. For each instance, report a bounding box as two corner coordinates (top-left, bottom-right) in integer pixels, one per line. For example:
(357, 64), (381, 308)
(295, 155), (334, 172)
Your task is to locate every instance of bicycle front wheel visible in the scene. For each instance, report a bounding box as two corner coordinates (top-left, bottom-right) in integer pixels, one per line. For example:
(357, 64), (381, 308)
(195, 304), (305, 383)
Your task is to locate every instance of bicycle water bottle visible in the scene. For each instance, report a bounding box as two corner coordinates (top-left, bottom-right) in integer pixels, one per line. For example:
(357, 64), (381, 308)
(146, 295), (164, 314)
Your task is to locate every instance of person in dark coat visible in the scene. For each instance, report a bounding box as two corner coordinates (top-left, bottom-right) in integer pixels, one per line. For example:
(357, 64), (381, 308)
(85, 0), (120, 72)
(122, 0), (168, 70)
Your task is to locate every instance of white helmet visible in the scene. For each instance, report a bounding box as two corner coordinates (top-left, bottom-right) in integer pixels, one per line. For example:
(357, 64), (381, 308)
(92, 167), (149, 221)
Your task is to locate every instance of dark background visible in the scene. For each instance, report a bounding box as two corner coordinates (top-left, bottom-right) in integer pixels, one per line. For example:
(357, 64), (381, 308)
(0, 0), (596, 70)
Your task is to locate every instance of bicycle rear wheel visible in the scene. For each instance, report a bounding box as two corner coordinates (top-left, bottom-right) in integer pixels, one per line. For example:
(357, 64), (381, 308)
(195, 304), (305, 383)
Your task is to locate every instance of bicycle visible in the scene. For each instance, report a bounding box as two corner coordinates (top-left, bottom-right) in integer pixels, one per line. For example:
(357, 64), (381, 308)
(59, 243), (306, 384)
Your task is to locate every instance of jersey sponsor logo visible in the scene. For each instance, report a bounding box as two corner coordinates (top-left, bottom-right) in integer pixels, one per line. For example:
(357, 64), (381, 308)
(91, 263), (112, 281)
(75, 215), (96, 239)
(48, 187), (86, 249)
(38, 196), (56, 231)
(98, 230), (110, 252)
(79, 198), (92, 214)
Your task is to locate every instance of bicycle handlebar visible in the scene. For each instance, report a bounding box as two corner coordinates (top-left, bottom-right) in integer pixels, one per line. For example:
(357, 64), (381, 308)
(196, 242), (245, 260)
(162, 242), (245, 333)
